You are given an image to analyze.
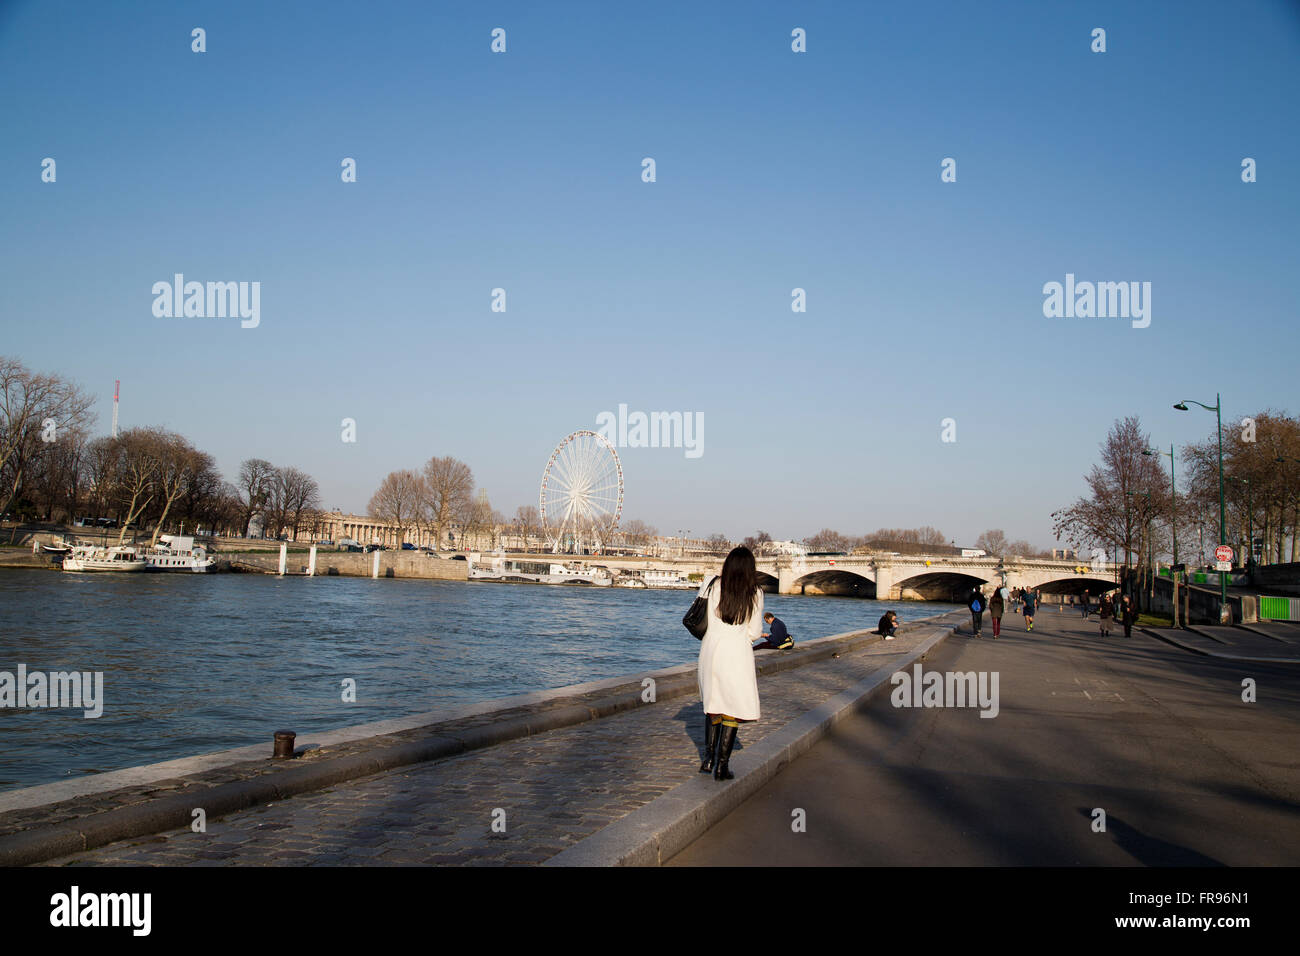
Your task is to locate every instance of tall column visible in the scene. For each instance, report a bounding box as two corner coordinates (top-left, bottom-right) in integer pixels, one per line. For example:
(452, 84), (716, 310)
(873, 560), (893, 601)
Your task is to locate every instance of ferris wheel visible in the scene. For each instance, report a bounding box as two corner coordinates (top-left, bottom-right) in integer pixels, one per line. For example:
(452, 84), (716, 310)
(539, 430), (624, 553)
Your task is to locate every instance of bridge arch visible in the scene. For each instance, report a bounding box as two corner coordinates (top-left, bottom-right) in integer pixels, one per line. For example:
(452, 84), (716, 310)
(1031, 575), (1117, 597)
(790, 569), (875, 598)
(891, 571), (995, 603)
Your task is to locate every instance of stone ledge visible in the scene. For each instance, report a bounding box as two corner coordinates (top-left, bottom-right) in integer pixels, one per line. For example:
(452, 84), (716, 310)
(0, 617), (949, 866)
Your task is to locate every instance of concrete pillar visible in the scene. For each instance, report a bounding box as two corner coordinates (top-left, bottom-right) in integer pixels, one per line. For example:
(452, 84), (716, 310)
(874, 561), (893, 601)
(308, 544), (317, 576)
(372, 549), (380, 579)
(278, 542), (287, 576)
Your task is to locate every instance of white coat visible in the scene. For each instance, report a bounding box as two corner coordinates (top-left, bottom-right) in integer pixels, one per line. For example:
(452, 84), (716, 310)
(696, 575), (763, 721)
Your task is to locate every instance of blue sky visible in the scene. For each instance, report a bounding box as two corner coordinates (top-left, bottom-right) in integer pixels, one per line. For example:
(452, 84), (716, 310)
(2, 0), (1297, 546)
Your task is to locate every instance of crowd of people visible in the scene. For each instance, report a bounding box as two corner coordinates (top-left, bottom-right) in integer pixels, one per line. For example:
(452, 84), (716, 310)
(963, 584), (1139, 639)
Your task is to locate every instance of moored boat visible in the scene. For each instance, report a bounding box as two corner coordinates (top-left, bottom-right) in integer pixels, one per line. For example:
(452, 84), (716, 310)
(62, 544), (148, 572)
(144, 535), (215, 573)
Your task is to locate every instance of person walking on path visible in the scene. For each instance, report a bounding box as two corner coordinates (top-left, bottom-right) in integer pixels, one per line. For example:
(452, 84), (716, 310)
(968, 587), (987, 638)
(988, 586), (1004, 639)
(1022, 587), (1038, 631)
(697, 546), (765, 781)
(1120, 594), (1137, 639)
(1080, 590), (1091, 618)
(1098, 596), (1113, 637)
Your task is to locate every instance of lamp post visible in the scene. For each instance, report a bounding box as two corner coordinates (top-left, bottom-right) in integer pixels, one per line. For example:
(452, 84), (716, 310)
(1174, 394), (1229, 622)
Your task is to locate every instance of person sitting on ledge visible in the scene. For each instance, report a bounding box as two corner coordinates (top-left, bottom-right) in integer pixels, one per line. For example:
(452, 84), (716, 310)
(877, 610), (899, 640)
(753, 612), (794, 650)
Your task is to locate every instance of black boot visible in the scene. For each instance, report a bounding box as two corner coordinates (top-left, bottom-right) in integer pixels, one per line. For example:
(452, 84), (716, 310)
(713, 723), (738, 781)
(699, 718), (719, 773)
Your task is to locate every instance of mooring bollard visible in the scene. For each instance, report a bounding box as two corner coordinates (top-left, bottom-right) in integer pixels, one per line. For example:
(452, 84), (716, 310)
(273, 729), (296, 759)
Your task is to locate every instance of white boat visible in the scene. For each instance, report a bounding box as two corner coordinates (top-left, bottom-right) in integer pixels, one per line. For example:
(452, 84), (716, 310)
(62, 544), (148, 572)
(469, 558), (612, 586)
(144, 535), (215, 573)
(642, 568), (695, 589)
(41, 536), (73, 554)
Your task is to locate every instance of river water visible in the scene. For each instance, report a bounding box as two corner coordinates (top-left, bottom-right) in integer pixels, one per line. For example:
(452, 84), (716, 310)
(0, 572), (960, 791)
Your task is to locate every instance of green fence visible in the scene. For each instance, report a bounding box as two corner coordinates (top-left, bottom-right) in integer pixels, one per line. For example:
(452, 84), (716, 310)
(1259, 596), (1300, 622)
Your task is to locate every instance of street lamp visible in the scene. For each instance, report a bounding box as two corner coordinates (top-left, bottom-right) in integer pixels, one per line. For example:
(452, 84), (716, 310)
(1174, 394), (1229, 621)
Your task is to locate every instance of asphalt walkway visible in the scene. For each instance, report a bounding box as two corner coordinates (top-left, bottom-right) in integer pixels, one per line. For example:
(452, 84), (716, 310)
(668, 605), (1300, 866)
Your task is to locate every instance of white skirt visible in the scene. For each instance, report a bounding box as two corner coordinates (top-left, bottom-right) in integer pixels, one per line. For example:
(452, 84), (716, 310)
(696, 578), (762, 721)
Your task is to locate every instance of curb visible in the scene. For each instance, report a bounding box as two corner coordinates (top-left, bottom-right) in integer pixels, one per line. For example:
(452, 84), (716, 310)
(544, 621), (957, 867)
(1139, 627), (1300, 664)
(0, 621), (931, 867)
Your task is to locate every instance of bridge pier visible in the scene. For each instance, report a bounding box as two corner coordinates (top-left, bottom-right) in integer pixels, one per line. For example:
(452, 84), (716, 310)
(874, 562), (895, 601)
(778, 567), (802, 595)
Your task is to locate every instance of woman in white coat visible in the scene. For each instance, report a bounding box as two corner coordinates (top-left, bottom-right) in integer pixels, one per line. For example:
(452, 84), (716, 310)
(697, 546), (764, 781)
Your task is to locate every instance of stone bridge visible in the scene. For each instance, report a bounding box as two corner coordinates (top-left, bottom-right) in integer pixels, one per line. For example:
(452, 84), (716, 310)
(555, 552), (1120, 601)
(763, 554), (1118, 600)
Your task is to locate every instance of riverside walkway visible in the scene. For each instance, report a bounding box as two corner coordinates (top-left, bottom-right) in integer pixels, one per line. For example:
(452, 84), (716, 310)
(11, 612), (962, 866)
(668, 606), (1300, 866)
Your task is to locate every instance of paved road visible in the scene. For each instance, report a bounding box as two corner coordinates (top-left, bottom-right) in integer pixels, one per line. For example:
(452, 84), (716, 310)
(668, 605), (1300, 866)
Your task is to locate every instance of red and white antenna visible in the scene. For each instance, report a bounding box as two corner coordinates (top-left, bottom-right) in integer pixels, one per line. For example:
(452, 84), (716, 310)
(112, 380), (120, 438)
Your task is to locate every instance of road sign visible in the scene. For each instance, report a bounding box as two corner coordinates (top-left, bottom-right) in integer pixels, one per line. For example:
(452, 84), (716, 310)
(1215, 561), (1232, 572)
(1215, 545), (1234, 563)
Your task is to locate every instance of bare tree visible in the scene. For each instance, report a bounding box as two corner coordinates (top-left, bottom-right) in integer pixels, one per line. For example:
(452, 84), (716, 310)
(280, 467), (322, 540)
(236, 458), (276, 537)
(619, 518), (657, 551)
(148, 430), (199, 545)
(1053, 416), (1168, 569)
(804, 528), (850, 552)
(368, 470), (426, 547)
(111, 429), (161, 544)
(422, 456), (474, 548)
(975, 529), (1009, 555)
(514, 505), (540, 551)
(0, 356), (95, 526)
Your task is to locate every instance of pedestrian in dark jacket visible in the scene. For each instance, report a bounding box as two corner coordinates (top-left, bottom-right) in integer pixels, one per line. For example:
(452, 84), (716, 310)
(1098, 596), (1113, 637)
(989, 587), (1004, 639)
(1120, 594), (1137, 638)
(969, 588), (987, 638)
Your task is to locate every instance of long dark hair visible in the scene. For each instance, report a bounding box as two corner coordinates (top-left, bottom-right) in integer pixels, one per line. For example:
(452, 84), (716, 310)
(716, 546), (760, 625)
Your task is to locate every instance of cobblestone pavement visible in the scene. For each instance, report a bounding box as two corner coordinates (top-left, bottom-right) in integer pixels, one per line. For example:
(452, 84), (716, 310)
(40, 618), (958, 866)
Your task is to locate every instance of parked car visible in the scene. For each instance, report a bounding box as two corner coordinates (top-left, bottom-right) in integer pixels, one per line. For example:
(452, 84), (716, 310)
(401, 542), (416, 551)
(364, 544), (387, 553)
(317, 539), (334, 546)
(344, 544), (364, 552)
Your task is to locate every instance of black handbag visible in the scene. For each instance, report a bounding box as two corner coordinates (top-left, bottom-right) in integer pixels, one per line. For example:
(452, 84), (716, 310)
(683, 578), (716, 640)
